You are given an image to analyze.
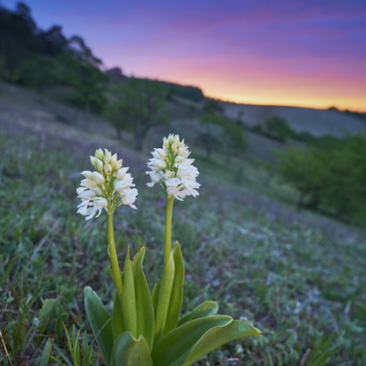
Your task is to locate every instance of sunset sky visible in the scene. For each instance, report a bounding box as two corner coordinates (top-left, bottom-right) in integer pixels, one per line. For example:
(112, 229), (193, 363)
(3, 0), (366, 111)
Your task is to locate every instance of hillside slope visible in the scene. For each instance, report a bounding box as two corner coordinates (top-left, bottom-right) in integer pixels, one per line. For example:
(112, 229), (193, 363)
(221, 101), (365, 136)
(1, 82), (365, 366)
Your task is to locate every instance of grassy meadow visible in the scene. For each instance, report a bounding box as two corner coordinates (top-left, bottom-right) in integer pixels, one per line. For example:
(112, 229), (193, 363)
(0, 82), (365, 365)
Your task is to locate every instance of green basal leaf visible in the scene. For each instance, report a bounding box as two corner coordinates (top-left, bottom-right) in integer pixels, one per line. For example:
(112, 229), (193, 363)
(84, 286), (113, 366)
(36, 299), (58, 335)
(122, 246), (137, 337)
(110, 332), (153, 366)
(154, 252), (175, 342)
(131, 247), (155, 350)
(82, 332), (94, 366)
(178, 301), (219, 326)
(39, 338), (53, 366)
(112, 292), (124, 341)
(152, 279), (161, 312)
(182, 319), (261, 366)
(151, 315), (232, 366)
(164, 242), (185, 335)
(152, 316), (261, 366)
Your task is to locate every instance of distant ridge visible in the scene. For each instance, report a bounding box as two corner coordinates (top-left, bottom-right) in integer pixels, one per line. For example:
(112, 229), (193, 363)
(219, 101), (365, 137)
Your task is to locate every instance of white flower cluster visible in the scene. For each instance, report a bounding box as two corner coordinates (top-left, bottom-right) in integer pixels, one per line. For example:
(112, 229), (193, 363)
(77, 149), (138, 220)
(146, 134), (200, 200)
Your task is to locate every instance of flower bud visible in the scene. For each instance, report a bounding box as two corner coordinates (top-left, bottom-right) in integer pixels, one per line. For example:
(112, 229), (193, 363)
(104, 149), (112, 163)
(95, 148), (104, 160)
(171, 140), (179, 153)
(154, 159), (167, 169)
(104, 162), (112, 176)
(93, 171), (105, 185)
(81, 170), (94, 180)
(115, 159), (123, 170)
(90, 157), (103, 172)
(156, 148), (166, 159)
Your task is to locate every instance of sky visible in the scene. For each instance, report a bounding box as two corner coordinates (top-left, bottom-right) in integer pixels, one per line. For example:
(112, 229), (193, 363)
(3, 0), (366, 111)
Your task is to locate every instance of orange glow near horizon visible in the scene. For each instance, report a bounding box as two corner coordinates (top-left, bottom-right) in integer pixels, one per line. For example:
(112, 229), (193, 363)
(8, 0), (365, 113)
(133, 58), (366, 112)
(206, 89), (366, 112)
(215, 95), (366, 112)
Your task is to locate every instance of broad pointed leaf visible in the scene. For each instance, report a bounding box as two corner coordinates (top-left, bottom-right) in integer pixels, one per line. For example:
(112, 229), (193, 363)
(178, 301), (219, 327)
(84, 286), (113, 366)
(152, 316), (261, 366)
(151, 315), (232, 366)
(122, 247), (137, 337)
(164, 242), (185, 334)
(183, 319), (261, 365)
(112, 292), (124, 340)
(152, 280), (161, 312)
(39, 338), (53, 366)
(37, 299), (58, 335)
(110, 332), (153, 366)
(154, 252), (175, 341)
(131, 247), (155, 350)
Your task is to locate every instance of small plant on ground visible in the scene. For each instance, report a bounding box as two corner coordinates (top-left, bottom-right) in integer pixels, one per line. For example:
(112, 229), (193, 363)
(76, 135), (261, 365)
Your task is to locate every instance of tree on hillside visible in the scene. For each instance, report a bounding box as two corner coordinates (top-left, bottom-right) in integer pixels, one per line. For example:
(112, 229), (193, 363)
(103, 95), (130, 139)
(57, 34), (107, 113)
(163, 82), (204, 102)
(221, 121), (248, 165)
(278, 148), (329, 211)
(15, 2), (37, 33)
(265, 116), (293, 142)
(104, 78), (167, 150)
(0, 2), (40, 76)
(293, 130), (316, 144)
(61, 55), (107, 114)
(40, 25), (68, 55)
(320, 135), (366, 218)
(67, 35), (102, 67)
(309, 134), (343, 150)
(198, 113), (224, 160)
(106, 67), (124, 78)
(19, 56), (57, 96)
(203, 99), (224, 114)
(278, 134), (366, 221)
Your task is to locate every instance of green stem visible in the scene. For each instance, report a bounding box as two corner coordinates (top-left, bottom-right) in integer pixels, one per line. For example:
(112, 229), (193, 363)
(164, 196), (175, 266)
(107, 212), (123, 303)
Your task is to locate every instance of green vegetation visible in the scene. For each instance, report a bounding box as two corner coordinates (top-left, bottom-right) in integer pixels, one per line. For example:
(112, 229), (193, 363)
(265, 116), (293, 142)
(0, 2), (205, 150)
(61, 55), (107, 114)
(329, 106), (366, 123)
(104, 78), (167, 149)
(18, 56), (58, 95)
(221, 122), (248, 165)
(1, 3), (366, 364)
(252, 116), (294, 143)
(198, 113), (224, 159)
(198, 111), (247, 162)
(1, 124), (365, 365)
(163, 81), (204, 102)
(203, 99), (224, 114)
(278, 134), (366, 222)
(0, 2), (107, 114)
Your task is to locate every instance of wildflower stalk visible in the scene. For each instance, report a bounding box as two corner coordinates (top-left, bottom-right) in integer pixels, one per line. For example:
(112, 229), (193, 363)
(79, 141), (261, 366)
(164, 195), (175, 266)
(107, 212), (123, 304)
